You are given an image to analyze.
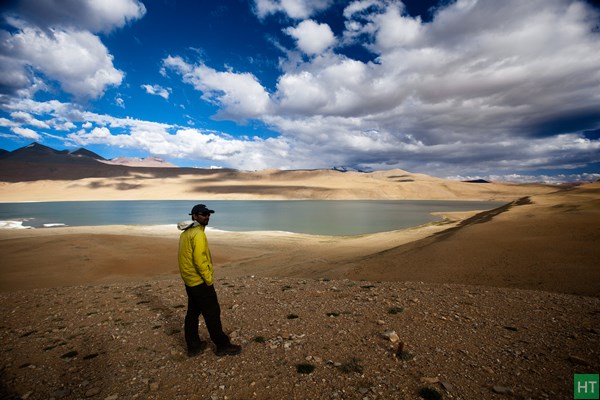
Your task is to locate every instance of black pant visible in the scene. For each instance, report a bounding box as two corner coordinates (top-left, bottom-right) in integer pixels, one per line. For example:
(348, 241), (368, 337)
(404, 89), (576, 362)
(184, 283), (230, 350)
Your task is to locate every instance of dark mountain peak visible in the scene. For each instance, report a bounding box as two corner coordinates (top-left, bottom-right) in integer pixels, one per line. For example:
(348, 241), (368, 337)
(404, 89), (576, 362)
(463, 179), (491, 184)
(332, 166), (369, 173)
(70, 147), (106, 160)
(1, 142), (102, 165)
(13, 142), (61, 155)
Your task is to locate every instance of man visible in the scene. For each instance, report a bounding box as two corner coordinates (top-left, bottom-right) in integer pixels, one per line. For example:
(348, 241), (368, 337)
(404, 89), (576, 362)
(178, 204), (241, 357)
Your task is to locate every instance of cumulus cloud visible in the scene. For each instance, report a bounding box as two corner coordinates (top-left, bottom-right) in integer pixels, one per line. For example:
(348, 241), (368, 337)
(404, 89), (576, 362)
(141, 84), (172, 100)
(285, 20), (336, 55)
(254, 0), (333, 19)
(1, 26), (124, 99)
(261, 0), (600, 174)
(162, 56), (272, 121)
(0, 0), (145, 99)
(10, 111), (49, 129)
(62, 105), (292, 170)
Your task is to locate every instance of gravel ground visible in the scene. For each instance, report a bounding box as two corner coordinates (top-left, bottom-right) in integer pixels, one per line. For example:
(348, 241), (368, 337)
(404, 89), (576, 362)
(1, 276), (599, 400)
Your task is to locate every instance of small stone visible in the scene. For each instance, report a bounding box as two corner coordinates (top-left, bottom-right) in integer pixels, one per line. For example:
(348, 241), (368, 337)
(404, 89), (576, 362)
(382, 330), (399, 343)
(52, 388), (71, 398)
(149, 382), (159, 391)
(85, 387), (101, 397)
(441, 381), (453, 392)
(104, 395), (118, 400)
(492, 385), (514, 395)
(420, 377), (439, 384)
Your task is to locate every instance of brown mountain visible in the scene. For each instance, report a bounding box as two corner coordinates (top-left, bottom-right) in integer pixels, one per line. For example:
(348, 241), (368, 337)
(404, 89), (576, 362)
(101, 156), (177, 168)
(70, 147), (107, 160)
(0, 143), (220, 182)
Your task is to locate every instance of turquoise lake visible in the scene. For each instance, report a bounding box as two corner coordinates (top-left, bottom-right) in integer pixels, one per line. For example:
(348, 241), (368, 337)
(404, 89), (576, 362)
(0, 200), (505, 236)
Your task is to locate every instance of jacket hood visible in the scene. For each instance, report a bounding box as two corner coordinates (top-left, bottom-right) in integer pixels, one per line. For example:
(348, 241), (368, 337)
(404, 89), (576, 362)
(177, 220), (199, 231)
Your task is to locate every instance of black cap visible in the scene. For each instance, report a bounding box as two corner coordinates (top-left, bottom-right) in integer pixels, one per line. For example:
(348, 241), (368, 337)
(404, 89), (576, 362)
(189, 204), (215, 215)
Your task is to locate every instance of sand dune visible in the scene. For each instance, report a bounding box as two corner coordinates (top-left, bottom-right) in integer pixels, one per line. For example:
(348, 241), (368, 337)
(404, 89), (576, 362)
(0, 168), (557, 201)
(353, 183), (600, 297)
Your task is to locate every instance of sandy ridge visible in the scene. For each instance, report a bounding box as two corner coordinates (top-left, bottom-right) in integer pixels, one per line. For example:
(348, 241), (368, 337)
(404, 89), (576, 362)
(0, 168), (557, 202)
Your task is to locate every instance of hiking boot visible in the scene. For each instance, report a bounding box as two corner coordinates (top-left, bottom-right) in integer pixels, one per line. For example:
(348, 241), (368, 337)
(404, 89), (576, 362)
(216, 343), (242, 356)
(187, 340), (208, 357)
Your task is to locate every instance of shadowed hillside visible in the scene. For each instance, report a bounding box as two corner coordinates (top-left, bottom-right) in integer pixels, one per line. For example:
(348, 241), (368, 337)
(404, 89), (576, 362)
(349, 183), (600, 297)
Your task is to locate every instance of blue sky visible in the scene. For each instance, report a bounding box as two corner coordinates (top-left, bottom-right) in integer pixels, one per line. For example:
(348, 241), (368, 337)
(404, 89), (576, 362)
(1, 0), (599, 183)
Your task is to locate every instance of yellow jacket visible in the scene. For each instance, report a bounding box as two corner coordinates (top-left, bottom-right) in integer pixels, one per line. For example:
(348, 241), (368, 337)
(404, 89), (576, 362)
(178, 224), (213, 287)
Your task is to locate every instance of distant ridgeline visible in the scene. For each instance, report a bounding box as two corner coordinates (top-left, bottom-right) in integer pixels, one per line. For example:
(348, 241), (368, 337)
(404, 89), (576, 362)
(0, 143), (200, 182)
(462, 179), (491, 184)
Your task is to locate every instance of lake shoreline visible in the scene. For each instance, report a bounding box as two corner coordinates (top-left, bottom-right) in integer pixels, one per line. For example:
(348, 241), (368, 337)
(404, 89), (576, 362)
(0, 199), (506, 235)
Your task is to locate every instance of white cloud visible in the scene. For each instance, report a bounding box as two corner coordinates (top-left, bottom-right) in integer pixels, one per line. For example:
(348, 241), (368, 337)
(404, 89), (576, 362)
(0, 0), (144, 100)
(1, 26), (123, 100)
(343, 0), (381, 18)
(254, 0), (333, 19)
(285, 20), (336, 55)
(141, 84), (172, 100)
(275, 56), (372, 115)
(64, 109), (292, 170)
(0, 118), (14, 127)
(12, 126), (41, 140)
(69, 126), (137, 148)
(163, 56), (272, 121)
(373, 4), (422, 50)
(9, 111), (50, 129)
(50, 120), (76, 131)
